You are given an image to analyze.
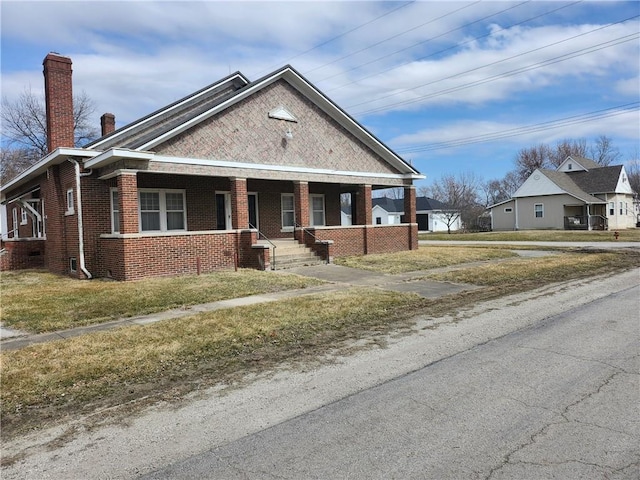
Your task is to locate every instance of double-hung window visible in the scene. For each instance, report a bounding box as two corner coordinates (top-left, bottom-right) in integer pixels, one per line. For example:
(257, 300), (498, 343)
(20, 208), (28, 225)
(310, 194), (325, 226)
(110, 189), (120, 233)
(139, 189), (186, 232)
(609, 202), (615, 216)
(65, 188), (74, 215)
(281, 193), (295, 229)
(534, 203), (543, 218)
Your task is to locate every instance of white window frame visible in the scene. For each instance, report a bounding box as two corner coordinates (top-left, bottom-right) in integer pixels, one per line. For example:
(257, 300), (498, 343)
(309, 194), (326, 226)
(12, 207), (18, 237)
(534, 203), (544, 218)
(281, 193), (295, 230)
(65, 188), (74, 215)
(110, 188), (120, 234)
(504, 207), (512, 213)
(138, 189), (187, 232)
(20, 207), (28, 225)
(609, 202), (615, 216)
(620, 201), (623, 215)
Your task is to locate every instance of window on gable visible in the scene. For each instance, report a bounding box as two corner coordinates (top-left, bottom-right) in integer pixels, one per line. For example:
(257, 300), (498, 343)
(281, 193), (295, 229)
(111, 189), (120, 233)
(534, 204), (543, 218)
(66, 188), (74, 215)
(139, 190), (186, 232)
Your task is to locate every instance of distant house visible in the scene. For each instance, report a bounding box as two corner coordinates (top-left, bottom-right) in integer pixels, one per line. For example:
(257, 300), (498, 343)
(0, 53), (424, 280)
(488, 156), (637, 231)
(372, 196), (461, 232)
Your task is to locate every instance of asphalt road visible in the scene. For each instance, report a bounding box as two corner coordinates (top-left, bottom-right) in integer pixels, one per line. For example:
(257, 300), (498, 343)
(143, 284), (640, 480)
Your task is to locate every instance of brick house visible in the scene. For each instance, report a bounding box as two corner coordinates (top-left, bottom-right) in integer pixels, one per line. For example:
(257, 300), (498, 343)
(0, 53), (424, 280)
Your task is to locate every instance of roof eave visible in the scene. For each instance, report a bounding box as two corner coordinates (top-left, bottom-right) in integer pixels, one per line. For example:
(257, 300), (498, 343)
(1, 148), (99, 199)
(85, 148), (156, 169)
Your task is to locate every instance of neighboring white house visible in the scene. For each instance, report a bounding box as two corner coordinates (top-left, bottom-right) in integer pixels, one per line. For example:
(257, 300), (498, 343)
(371, 196), (461, 232)
(488, 156), (637, 231)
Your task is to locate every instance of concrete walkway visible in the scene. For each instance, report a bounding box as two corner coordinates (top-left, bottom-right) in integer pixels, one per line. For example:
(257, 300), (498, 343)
(0, 264), (479, 351)
(3, 242), (632, 350)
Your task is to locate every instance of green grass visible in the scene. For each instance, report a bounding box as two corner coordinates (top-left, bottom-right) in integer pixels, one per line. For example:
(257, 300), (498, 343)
(0, 269), (323, 333)
(419, 229), (640, 242)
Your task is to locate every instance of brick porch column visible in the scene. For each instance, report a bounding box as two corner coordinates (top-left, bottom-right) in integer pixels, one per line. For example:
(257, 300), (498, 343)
(117, 172), (138, 234)
(294, 181), (310, 227)
(404, 185), (418, 250)
(355, 185), (372, 225)
(231, 177), (248, 229)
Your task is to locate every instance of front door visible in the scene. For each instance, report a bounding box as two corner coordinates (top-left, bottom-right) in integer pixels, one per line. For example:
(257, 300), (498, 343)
(248, 193), (258, 230)
(215, 192), (232, 230)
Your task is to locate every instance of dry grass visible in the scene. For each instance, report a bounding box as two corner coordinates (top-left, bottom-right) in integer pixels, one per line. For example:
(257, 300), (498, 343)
(423, 249), (640, 287)
(0, 269), (322, 333)
(1, 288), (423, 438)
(420, 229), (640, 242)
(1, 246), (638, 441)
(334, 246), (517, 273)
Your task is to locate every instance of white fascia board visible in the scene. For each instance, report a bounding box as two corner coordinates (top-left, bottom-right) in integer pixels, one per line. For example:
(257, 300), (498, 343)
(85, 148), (156, 169)
(154, 155), (424, 180)
(0, 148), (99, 199)
(138, 67), (421, 176)
(88, 73), (250, 150)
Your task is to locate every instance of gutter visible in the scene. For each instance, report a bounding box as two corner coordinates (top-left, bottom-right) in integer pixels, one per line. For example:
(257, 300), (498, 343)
(70, 159), (93, 279)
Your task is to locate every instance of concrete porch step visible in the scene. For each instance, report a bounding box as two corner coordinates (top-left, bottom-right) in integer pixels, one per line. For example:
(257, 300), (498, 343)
(256, 238), (325, 270)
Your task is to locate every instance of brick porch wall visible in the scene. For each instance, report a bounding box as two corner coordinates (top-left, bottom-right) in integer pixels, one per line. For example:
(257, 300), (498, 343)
(0, 239), (46, 271)
(97, 230), (266, 281)
(302, 224), (417, 258)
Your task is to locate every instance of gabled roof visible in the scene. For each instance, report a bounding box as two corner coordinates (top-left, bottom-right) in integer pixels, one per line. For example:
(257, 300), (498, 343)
(372, 196), (453, 214)
(85, 71), (250, 151)
(567, 156), (601, 170)
(515, 168), (605, 204)
(85, 65), (421, 176)
(566, 165), (623, 194)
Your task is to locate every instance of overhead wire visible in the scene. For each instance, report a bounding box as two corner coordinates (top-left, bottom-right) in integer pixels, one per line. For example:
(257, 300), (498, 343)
(349, 22), (639, 115)
(250, 1), (416, 78)
(395, 103), (640, 153)
(321, 0), (583, 91)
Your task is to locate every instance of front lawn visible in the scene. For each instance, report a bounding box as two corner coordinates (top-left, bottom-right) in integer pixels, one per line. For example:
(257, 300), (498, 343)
(419, 229), (640, 242)
(0, 269), (323, 333)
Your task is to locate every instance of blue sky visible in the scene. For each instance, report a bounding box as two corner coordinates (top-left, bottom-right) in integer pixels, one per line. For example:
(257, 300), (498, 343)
(1, 0), (638, 191)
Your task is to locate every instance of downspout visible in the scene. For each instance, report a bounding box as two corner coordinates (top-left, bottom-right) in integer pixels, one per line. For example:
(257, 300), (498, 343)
(70, 159), (93, 279)
(514, 198), (519, 231)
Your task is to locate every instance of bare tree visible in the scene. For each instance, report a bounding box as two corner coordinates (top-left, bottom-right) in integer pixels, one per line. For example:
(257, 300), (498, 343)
(424, 171), (482, 233)
(1, 87), (99, 181)
(483, 171), (521, 206)
(548, 138), (588, 166)
(588, 135), (621, 166)
(514, 144), (551, 182)
(0, 147), (37, 185)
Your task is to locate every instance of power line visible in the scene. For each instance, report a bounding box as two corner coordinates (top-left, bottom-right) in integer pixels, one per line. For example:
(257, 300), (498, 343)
(351, 28), (639, 116)
(395, 103), (640, 153)
(321, 0), (583, 91)
(303, 0), (484, 75)
(250, 1), (416, 78)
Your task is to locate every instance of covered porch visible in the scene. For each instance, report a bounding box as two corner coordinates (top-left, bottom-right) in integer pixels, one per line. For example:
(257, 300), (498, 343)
(563, 203), (608, 231)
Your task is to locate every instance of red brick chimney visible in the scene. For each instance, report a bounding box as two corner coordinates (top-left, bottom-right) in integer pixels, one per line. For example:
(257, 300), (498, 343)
(100, 113), (116, 136)
(43, 53), (74, 152)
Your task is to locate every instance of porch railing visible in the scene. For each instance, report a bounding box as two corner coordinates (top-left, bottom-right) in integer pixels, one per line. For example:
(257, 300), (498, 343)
(295, 224), (330, 264)
(564, 215), (608, 231)
(249, 223), (276, 270)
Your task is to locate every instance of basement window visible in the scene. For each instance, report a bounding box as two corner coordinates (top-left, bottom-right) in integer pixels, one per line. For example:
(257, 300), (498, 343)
(69, 257), (77, 273)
